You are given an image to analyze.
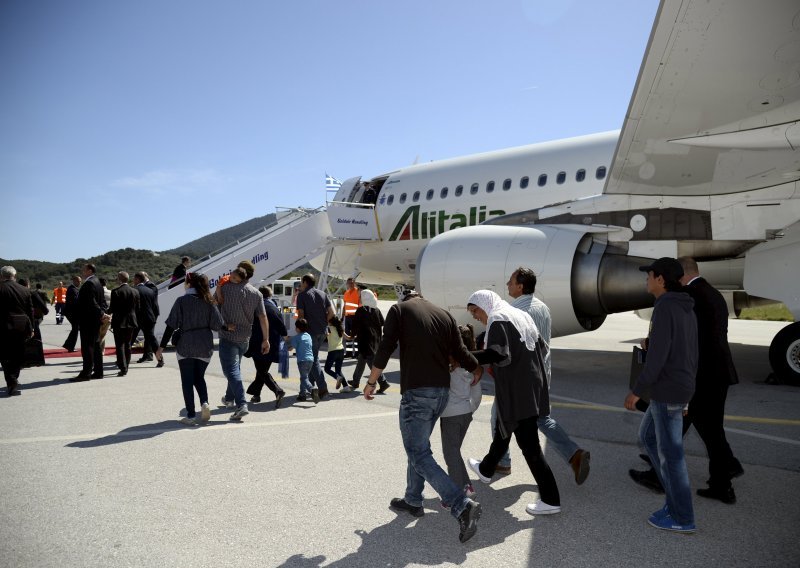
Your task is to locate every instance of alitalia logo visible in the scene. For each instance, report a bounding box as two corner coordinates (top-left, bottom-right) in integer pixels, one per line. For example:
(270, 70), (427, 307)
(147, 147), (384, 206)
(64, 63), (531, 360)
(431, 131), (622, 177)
(389, 205), (506, 241)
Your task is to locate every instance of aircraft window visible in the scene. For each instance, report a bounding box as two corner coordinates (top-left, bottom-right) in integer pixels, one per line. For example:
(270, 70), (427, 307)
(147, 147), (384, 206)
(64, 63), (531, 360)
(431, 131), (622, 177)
(576, 169), (586, 182)
(596, 166), (607, 180)
(273, 284), (284, 295)
(455, 185), (463, 196)
(399, 193), (407, 204)
(556, 171), (566, 184)
(503, 178), (511, 190)
(520, 176), (529, 189)
(486, 181), (495, 193)
(538, 174), (547, 187)
(470, 183), (479, 195)
(387, 194), (394, 205)
(412, 191), (420, 202)
(440, 187), (448, 199)
(426, 189), (434, 200)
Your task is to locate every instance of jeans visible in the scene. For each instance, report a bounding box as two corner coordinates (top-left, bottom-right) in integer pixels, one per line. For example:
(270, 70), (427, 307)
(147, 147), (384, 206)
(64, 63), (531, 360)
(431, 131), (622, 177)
(219, 338), (248, 408)
(640, 401), (695, 525)
(297, 360), (313, 395)
(178, 357), (209, 418)
(399, 387), (469, 519)
(324, 349), (344, 380)
(491, 400), (579, 466)
(309, 333), (328, 392)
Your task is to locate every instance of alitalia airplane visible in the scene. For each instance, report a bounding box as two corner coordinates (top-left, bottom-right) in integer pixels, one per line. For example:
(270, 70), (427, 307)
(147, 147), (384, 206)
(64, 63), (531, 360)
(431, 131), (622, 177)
(318, 0), (800, 382)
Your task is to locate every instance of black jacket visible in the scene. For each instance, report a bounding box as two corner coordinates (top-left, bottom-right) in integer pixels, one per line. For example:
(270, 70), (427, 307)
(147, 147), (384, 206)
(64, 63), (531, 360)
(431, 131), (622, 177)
(136, 282), (159, 326)
(64, 283), (80, 318)
(0, 279), (34, 338)
(110, 283), (140, 330)
(77, 275), (107, 328)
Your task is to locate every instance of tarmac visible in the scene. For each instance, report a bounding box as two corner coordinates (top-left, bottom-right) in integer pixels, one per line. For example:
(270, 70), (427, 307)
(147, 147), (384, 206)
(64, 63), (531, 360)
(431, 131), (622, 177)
(1, 306), (799, 568)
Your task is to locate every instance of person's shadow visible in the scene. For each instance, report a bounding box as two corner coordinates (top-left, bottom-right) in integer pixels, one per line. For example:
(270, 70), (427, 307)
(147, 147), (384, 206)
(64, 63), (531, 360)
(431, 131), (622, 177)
(274, 482), (548, 567)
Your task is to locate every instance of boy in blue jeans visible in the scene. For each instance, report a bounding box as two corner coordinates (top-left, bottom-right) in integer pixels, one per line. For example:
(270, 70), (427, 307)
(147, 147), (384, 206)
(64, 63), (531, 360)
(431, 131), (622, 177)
(287, 318), (318, 404)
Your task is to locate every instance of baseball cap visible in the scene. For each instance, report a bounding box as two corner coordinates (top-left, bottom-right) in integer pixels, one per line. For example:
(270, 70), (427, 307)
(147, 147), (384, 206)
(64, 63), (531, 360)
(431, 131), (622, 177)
(639, 257), (684, 282)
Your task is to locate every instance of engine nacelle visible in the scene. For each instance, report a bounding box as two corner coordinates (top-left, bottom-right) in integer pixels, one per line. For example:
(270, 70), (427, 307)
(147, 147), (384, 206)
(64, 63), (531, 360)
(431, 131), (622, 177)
(417, 224), (654, 337)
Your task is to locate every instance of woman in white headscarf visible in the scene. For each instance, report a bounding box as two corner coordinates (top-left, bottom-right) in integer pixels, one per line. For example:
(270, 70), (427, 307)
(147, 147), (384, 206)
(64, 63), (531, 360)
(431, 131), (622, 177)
(465, 289), (561, 515)
(348, 288), (390, 392)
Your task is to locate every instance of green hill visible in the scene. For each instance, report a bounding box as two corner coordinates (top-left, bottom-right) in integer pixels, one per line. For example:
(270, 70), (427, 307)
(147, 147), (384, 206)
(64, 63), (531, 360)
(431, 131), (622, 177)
(1, 213), (279, 297)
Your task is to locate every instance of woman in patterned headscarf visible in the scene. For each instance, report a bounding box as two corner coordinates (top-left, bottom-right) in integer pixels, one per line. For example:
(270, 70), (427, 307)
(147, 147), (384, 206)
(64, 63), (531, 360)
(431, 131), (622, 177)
(465, 289), (561, 516)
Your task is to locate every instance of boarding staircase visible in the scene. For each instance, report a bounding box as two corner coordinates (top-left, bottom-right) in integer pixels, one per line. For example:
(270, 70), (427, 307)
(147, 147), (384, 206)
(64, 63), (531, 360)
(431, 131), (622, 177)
(155, 200), (381, 335)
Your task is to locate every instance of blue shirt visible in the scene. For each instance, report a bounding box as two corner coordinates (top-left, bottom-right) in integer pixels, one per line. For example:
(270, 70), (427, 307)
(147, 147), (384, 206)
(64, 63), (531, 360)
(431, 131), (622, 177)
(290, 332), (313, 362)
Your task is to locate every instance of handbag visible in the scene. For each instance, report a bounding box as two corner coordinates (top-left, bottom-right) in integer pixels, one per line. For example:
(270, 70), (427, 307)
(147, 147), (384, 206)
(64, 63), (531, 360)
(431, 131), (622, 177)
(629, 346), (651, 408)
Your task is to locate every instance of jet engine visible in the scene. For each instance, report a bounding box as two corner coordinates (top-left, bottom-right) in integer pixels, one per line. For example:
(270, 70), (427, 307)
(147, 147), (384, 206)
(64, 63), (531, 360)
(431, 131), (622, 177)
(417, 224), (655, 337)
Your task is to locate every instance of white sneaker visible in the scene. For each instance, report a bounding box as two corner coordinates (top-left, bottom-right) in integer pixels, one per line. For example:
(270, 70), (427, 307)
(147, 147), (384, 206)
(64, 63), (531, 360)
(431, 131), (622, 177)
(200, 402), (211, 423)
(341, 385), (353, 393)
(221, 396), (235, 409)
(179, 417), (197, 426)
(525, 501), (561, 516)
(230, 406), (249, 421)
(468, 458), (492, 484)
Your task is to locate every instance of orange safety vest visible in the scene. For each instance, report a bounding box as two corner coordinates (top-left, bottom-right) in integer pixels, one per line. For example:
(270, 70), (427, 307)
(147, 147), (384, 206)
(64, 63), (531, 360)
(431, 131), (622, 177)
(53, 286), (67, 304)
(343, 288), (361, 316)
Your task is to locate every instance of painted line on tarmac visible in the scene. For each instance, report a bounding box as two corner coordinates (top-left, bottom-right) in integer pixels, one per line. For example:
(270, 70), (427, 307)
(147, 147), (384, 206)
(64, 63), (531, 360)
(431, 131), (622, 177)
(0, 410), (399, 446)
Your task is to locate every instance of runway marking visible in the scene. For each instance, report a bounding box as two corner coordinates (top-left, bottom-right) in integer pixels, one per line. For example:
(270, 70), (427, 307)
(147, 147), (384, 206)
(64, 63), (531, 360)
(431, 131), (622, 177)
(0, 410), (399, 446)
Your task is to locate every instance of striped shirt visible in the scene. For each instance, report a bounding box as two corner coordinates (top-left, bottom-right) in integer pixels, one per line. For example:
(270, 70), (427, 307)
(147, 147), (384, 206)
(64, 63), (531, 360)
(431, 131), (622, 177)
(218, 281), (266, 344)
(510, 293), (552, 382)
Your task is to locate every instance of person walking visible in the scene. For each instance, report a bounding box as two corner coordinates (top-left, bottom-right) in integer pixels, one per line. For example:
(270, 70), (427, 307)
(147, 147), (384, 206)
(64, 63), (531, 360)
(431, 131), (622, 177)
(342, 277), (360, 357)
(62, 275), (81, 352)
(624, 257), (698, 533)
(363, 290), (483, 543)
(348, 289), (390, 393)
(71, 264), (107, 381)
(157, 272), (224, 426)
(217, 261), (269, 421)
(108, 271), (139, 376)
(324, 315), (350, 392)
(134, 272), (160, 365)
(295, 273), (333, 398)
(466, 290), (561, 516)
(245, 285), (287, 408)
(53, 281), (67, 324)
(0, 266), (34, 396)
(501, 267), (591, 484)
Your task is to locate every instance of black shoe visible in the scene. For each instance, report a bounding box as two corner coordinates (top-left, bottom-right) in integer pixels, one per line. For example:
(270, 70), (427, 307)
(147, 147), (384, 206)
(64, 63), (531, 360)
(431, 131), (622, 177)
(156, 358), (165, 368)
(137, 356), (153, 363)
(728, 460), (745, 479)
(70, 373), (91, 382)
(296, 394), (308, 402)
(275, 392), (285, 409)
(250, 395), (261, 403)
(6, 381), (20, 396)
(91, 373), (104, 379)
(457, 499), (482, 543)
(390, 498), (424, 518)
(318, 389), (329, 400)
(377, 381), (391, 394)
(348, 380), (360, 390)
(628, 468), (664, 493)
(697, 486), (736, 504)
(117, 371), (127, 377)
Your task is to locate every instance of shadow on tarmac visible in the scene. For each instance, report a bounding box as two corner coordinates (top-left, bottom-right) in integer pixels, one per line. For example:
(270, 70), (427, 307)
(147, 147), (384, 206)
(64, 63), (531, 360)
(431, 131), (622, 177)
(274, 483), (545, 567)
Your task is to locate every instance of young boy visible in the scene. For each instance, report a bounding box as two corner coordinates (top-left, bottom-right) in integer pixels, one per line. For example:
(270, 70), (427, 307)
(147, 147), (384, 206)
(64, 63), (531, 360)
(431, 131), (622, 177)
(286, 318), (318, 403)
(215, 267), (247, 306)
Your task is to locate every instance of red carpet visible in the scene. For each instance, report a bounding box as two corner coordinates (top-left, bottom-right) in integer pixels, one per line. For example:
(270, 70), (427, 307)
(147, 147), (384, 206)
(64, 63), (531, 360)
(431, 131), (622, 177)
(43, 347), (144, 359)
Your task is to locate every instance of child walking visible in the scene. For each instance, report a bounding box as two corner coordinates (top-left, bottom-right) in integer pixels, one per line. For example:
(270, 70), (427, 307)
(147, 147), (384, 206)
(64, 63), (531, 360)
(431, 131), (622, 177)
(324, 316), (351, 392)
(440, 324), (483, 504)
(286, 318), (318, 404)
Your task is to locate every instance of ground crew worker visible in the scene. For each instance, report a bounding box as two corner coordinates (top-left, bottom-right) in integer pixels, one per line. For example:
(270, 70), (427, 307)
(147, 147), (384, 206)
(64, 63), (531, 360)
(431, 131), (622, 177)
(343, 277), (361, 357)
(53, 281), (67, 325)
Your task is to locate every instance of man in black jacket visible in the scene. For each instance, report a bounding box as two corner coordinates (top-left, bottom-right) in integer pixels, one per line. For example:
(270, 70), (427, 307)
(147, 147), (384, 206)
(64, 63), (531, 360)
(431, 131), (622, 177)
(364, 291), (483, 543)
(62, 275), (81, 352)
(71, 264), (108, 381)
(109, 271), (140, 376)
(0, 266), (34, 395)
(679, 256), (743, 503)
(133, 272), (160, 364)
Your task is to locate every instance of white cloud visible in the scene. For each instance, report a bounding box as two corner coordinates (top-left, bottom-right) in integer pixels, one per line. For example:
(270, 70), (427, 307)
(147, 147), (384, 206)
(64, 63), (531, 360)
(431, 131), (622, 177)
(110, 168), (229, 195)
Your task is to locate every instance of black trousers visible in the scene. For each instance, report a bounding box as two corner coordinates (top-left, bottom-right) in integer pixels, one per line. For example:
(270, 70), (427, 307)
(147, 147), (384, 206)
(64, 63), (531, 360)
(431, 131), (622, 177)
(246, 359), (284, 397)
(79, 324), (104, 376)
(114, 328), (134, 373)
(1, 333), (26, 389)
(64, 315), (80, 351)
(139, 322), (158, 357)
(685, 382), (738, 489)
(480, 415), (561, 506)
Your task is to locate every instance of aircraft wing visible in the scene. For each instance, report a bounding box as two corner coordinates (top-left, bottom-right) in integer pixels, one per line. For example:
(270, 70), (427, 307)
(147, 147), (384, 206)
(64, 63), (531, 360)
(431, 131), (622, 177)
(607, 0), (800, 197)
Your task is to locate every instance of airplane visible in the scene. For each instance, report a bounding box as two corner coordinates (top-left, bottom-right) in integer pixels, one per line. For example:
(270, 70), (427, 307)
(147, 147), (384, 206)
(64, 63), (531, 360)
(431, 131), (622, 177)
(314, 0), (800, 383)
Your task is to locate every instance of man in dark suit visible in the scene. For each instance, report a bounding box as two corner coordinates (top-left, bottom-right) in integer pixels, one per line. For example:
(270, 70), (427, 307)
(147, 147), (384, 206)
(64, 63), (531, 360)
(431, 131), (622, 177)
(62, 275), (82, 352)
(133, 271), (160, 365)
(71, 263), (108, 381)
(109, 271), (139, 376)
(678, 256), (743, 503)
(0, 266), (34, 396)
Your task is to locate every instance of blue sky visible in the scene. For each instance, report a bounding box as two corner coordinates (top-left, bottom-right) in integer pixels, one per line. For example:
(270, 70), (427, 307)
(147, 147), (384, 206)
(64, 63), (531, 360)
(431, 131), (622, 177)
(0, 0), (659, 262)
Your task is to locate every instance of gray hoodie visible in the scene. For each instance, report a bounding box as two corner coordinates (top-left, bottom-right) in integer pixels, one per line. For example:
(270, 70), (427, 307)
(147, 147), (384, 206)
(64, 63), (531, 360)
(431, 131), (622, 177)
(633, 291), (698, 404)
